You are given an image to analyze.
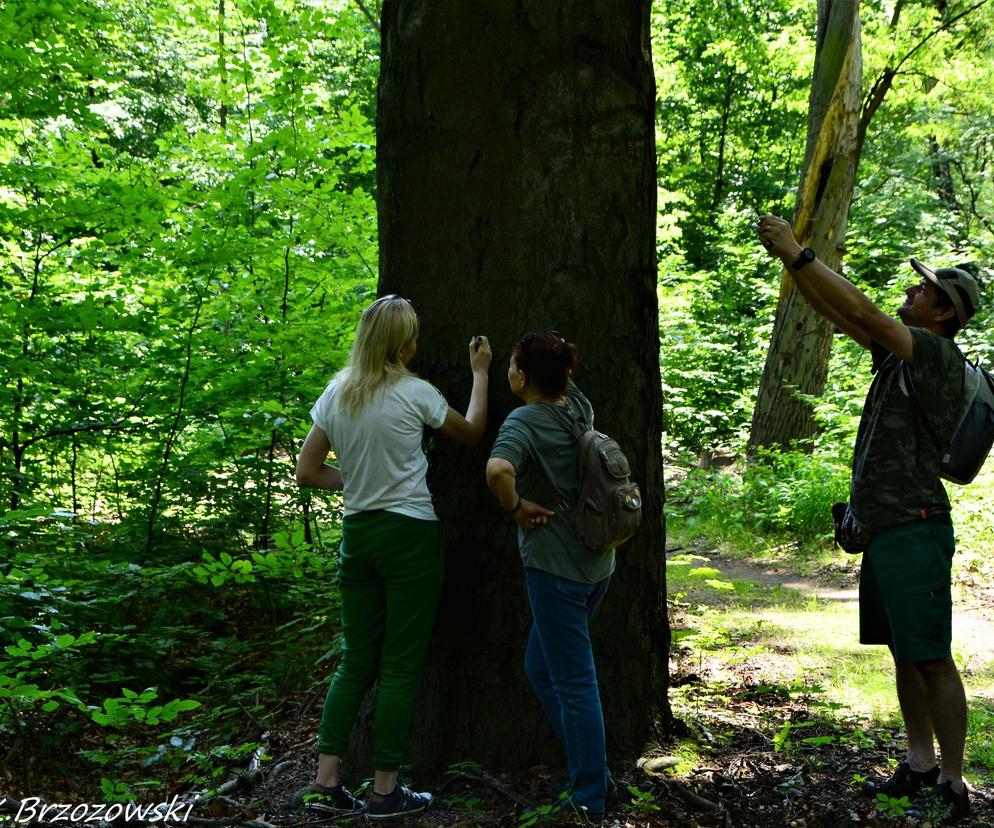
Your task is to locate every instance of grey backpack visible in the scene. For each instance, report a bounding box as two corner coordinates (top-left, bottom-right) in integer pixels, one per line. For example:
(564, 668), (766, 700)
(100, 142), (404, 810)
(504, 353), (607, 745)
(540, 408), (643, 553)
(904, 355), (994, 485)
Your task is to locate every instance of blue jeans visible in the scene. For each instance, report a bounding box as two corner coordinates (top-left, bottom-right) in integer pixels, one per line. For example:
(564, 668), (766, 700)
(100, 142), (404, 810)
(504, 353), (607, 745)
(524, 567), (611, 816)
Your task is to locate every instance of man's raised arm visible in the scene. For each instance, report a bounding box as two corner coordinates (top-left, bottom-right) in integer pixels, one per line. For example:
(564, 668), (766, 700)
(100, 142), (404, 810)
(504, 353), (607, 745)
(757, 214), (912, 361)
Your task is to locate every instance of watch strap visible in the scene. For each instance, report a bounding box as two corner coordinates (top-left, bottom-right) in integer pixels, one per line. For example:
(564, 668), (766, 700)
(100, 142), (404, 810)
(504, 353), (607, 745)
(791, 247), (816, 270)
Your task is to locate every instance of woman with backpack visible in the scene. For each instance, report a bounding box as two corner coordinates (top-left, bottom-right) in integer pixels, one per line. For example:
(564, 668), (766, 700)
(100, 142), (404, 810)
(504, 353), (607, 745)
(485, 331), (614, 826)
(294, 295), (491, 820)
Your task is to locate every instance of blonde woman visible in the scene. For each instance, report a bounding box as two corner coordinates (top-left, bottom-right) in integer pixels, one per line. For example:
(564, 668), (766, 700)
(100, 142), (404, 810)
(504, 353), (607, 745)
(293, 295), (491, 820)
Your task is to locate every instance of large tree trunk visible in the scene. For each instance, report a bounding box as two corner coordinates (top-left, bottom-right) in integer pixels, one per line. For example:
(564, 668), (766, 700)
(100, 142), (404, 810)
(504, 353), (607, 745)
(748, 0), (862, 451)
(361, 0), (666, 778)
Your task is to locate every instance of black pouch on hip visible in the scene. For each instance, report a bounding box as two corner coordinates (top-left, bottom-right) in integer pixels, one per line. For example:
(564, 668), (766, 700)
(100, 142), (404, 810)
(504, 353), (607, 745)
(832, 502), (874, 555)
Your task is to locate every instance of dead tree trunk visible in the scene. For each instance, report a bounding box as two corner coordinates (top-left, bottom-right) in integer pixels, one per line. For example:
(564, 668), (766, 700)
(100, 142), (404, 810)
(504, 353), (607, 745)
(749, 0), (863, 451)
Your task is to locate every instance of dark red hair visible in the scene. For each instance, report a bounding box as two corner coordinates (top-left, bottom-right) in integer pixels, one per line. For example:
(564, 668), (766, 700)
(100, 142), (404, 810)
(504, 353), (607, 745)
(511, 331), (577, 397)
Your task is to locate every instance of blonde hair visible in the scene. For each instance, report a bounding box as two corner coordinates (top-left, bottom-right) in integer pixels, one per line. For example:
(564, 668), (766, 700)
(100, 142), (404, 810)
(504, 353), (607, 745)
(335, 295), (419, 415)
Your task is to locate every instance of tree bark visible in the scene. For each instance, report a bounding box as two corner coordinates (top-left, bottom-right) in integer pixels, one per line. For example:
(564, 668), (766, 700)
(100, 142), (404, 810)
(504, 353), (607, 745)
(363, 0), (667, 778)
(749, 0), (862, 451)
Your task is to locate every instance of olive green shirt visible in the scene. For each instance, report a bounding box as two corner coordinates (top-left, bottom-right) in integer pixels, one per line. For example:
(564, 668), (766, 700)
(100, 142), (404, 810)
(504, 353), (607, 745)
(850, 327), (965, 533)
(490, 385), (616, 584)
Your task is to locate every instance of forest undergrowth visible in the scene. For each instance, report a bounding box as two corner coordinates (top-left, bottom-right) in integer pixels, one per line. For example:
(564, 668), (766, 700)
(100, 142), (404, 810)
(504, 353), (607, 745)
(6, 451), (994, 827)
(142, 496), (994, 828)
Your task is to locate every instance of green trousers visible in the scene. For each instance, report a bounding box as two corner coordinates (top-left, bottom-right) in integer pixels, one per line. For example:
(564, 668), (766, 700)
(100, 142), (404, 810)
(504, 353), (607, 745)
(317, 510), (443, 770)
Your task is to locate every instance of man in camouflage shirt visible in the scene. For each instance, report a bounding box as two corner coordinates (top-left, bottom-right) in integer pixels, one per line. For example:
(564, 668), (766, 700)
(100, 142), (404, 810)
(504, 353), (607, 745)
(758, 214), (981, 825)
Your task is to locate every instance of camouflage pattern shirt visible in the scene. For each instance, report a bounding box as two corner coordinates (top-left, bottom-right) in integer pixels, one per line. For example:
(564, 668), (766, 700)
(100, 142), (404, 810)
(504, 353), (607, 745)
(850, 327), (965, 533)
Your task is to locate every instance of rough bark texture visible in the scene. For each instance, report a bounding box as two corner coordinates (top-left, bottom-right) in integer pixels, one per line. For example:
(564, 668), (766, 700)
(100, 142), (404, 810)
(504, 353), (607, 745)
(351, 0), (667, 779)
(749, 0), (862, 451)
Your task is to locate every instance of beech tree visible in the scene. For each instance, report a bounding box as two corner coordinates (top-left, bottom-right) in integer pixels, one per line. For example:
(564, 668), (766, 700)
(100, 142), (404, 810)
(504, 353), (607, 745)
(360, 0), (669, 774)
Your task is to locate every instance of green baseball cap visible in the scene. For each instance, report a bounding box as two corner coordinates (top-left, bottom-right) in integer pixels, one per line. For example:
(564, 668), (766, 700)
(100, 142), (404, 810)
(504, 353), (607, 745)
(911, 257), (980, 326)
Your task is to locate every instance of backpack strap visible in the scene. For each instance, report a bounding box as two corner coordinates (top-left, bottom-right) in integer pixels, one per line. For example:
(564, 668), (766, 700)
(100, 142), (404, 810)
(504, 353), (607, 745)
(536, 400), (590, 438)
(533, 403), (588, 513)
(903, 346), (972, 454)
(899, 365), (957, 517)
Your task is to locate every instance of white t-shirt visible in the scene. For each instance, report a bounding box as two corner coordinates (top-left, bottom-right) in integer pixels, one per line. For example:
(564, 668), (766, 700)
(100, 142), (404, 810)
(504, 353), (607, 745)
(310, 374), (449, 521)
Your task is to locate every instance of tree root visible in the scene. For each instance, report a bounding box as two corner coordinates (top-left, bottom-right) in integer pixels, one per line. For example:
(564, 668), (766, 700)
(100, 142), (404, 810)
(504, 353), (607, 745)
(665, 779), (722, 812)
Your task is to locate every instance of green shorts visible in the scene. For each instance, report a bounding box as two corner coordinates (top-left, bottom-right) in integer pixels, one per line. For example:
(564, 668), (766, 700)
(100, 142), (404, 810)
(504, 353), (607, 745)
(859, 520), (954, 663)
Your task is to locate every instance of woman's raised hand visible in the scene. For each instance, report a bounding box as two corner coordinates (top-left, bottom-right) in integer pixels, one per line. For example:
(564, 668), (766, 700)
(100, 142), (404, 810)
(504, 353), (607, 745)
(470, 335), (492, 373)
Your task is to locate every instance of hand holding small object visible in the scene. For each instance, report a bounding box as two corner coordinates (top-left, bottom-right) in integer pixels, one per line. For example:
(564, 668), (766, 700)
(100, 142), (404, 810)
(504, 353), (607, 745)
(469, 335), (492, 372)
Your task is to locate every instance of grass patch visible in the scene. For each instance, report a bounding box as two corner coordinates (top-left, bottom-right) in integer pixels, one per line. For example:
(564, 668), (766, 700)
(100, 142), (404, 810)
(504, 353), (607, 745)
(665, 446), (994, 782)
(668, 553), (896, 717)
(947, 464), (994, 592)
(968, 700), (994, 770)
(666, 552), (994, 781)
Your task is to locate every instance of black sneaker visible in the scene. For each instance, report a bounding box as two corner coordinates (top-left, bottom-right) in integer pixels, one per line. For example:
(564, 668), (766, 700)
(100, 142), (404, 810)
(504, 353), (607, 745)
(905, 782), (970, 825)
(289, 783), (366, 815)
(366, 786), (433, 820)
(862, 761), (939, 798)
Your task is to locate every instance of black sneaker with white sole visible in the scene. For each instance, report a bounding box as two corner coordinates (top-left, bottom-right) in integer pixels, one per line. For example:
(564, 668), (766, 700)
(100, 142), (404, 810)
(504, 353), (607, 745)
(288, 783), (366, 815)
(366, 786), (433, 820)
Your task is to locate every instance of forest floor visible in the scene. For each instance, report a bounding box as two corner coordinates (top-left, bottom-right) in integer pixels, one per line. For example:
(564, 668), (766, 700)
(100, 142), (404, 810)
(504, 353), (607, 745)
(209, 542), (994, 828)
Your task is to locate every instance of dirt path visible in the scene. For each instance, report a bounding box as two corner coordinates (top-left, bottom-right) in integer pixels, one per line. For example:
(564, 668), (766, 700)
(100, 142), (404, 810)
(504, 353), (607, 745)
(699, 547), (994, 681)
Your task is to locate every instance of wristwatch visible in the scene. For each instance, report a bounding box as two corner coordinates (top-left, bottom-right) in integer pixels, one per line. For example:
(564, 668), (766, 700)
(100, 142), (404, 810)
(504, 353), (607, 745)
(791, 247), (816, 270)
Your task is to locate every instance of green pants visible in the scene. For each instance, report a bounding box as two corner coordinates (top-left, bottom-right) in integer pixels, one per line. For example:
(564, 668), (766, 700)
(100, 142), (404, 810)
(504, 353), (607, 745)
(317, 510), (443, 770)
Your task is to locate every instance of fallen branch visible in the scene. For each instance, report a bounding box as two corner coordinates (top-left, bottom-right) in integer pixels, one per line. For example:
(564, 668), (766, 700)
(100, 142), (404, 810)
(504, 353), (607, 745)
(818, 774), (853, 791)
(440, 771), (534, 808)
(264, 759), (297, 782)
(213, 769), (262, 797)
(174, 750), (268, 817)
(210, 795), (263, 811)
(285, 736), (317, 754)
(294, 812), (368, 827)
(478, 770), (535, 807)
(185, 818), (276, 828)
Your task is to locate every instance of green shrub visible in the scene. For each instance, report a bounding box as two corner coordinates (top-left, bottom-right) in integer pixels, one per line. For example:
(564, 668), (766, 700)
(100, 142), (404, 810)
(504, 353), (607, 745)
(0, 507), (342, 794)
(671, 447), (850, 543)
